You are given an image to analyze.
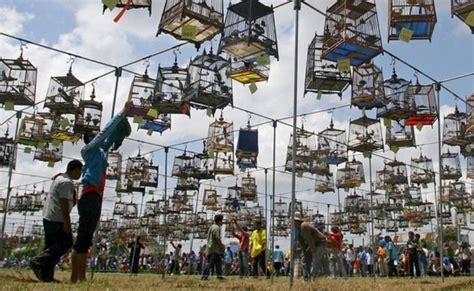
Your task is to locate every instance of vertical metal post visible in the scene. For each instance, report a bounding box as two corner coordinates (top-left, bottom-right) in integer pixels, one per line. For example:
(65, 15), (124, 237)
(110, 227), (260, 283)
(326, 204), (330, 233)
(0, 110), (21, 254)
(435, 82), (444, 282)
(161, 147), (169, 279)
(289, 0), (301, 288)
(368, 154), (375, 280)
(110, 67), (122, 118)
(271, 120), (277, 282)
(129, 191), (146, 276)
(189, 186), (200, 255)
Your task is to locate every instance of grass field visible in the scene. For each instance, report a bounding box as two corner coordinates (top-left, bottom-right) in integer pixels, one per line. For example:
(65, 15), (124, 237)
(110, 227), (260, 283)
(0, 270), (473, 290)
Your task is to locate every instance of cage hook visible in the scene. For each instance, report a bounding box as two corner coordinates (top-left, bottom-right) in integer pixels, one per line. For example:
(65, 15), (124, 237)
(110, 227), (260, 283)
(67, 56), (75, 74)
(19, 41), (28, 59)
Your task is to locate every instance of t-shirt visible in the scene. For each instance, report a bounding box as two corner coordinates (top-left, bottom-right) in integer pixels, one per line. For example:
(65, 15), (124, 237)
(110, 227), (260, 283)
(250, 229), (266, 258)
(388, 241), (398, 260)
(233, 229), (249, 251)
(224, 250), (233, 264)
(173, 247), (182, 261)
(329, 231), (343, 250)
(273, 249), (284, 263)
(345, 249), (355, 262)
(207, 223), (223, 254)
(43, 173), (74, 223)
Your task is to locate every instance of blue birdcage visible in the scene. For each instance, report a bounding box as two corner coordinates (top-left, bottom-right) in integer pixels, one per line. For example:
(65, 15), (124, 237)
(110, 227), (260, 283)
(236, 123), (258, 169)
(388, 0), (437, 42)
(139, 114), (171, 134)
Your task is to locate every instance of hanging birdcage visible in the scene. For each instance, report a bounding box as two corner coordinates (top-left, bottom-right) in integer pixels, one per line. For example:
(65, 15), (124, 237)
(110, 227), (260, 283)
(441, 205), (452, 225)
(1, 197), (8, 212)
(125, 153), (149, 186)
(386, 218), (398, 232)
(315, 173), (334, 193)
(465, 93), (474, 141)
(140, 163), (159, 187)
(44, 68), (84, 114)
(175, 177), (200, 191)
(192, 143), (215, 180)
(274, 199), (287, 218)
(313, 211), (325, 228)
(241, 173), (257, 201)
(322, 0), (383, 66)
(49, 113), (81, 143)
(388, 0), (437, 41)
(310, 155), (331, 176)
(443, 106), (469, 146)
(172, 150), (195, 177)
(385, 159), (408, 185)
(185, 49), (232, 110)
(211, 151), (234, 175)
(219, 0), (278, 60)
(285, 126), (316, 174)
(227, 52), (270, 84)
(17, 115), (44, 146)
(410, 154), (435, 184)
(451, 0), (474, 33)
(336, 158), (365, 189)
(351, 62), (386, 110)
(386, 119), (415, 149)
(154, 59), (190, 115)
(405, 186), (422, 206)
(31, 223), (43, 236)
(74, 87), (103, 134)
(126, 70), (156, 118)
(348, 214), (367, 235)
(441, 151), (462, 180)
(106, 151), (122, 180)
(450, 181), (468, 202)
(158, 0), (224, 46)
(208, 113), (233, 152)
(317, 120), (347, 165)
(101, 218), (118, 231)
(103, 0), (152, 14)
(124, 201), (138, 219)
(0, 131), (16, 168)
(139, 114), (171, 134)
(329, 210), (346, 226)
(203, 188), (220, 207)
(405, 83), (437, 126)
(34, 141), (63, 163)
(377, 68), (413, 120)
(348, 114), (383, 152)
(113, 200), (126, 216)
(305, 34), (350, 97)
(8, 194), (23, 212)
(467, 156), (474, 179)
(0, 54), (37, 106)
(344, 193), (363, 213)
(236, 124), (258, 169)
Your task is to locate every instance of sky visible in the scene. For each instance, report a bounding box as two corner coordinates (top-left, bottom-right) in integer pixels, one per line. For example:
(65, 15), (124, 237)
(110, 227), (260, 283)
(0, 0), (473, 253)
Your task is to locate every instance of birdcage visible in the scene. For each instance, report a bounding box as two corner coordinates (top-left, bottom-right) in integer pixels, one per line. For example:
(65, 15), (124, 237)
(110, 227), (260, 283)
(49, 113), (81, 142)
(8, 194), (23, 212)
(236, 125), (258, 169)
(305, 34), (350, 97)
(139, 114), (171, 134)
(309, 156), (331, 176)
(451, 181), (468, 202)
(175, 177), (200, 191)
(385, 159), (408, 185)
(101, 218), (118, 231)
(441, 151), (462, 180)
(158, 0), (224, 46)
(405, 83), (437, 126)
(219, 0), (278, 60)
(0, 55), (37, 106)
(207, 113), (233, 152)
(125, 153), (149, 184)
(123, 217), (141, 229)
(227, 52), (271, 84)
(141, 163), (159, 187)
(344, 194), (363, 213)
(322, 0), (383, 66)
(336, 158), (365, 189)
(203, 188), (220, 210)
(410, 154), (434, 184)
(386, 219), (398, 232)
(376, 68), (413, 120)
(185, 49), (232, 110)
(285, 126), (316, 173)
(451, 0), (474, 33)
(467, 156), (474, 179)
(329, 211), (346, 226)
(315, 173), (334, 193)
(192, 145), (215, 180)
(210, 151), (234, 175)
(74, 88), (103, 134)
(126, 70), (156, 118)
(348, 114), (383, 152)
(124, 201), (138, 219)
(241, 173), (257, 201)
(0, 197), (6, 213)
(466, 93), (474, 140)
(388, 0), (437, 41)
(317, 120), (347, 165)
(17, 115), (44, 146)
(172, 150), (195, 178)
(106, 151), (122, 180)
(348, 215), (367, 235)
(312, 211), (325, 228)
(386, 119), (415, 149)
(153, 59), (191, 115)
(443, 106), (469, 146)
(351, 62), (386, 110)
(274, 199), (287, 218)
(34, 141), (63, 163)
(441, 206), (452, 225)
(44, 68), (84, 114)
(113, 200), (126, 216)
(0, 131), (15, 168)
(405, 186), (422, 206)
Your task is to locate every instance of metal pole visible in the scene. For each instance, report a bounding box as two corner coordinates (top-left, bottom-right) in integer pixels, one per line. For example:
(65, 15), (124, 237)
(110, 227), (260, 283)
(189, 185), (200, 256)
(0, 111), (21, 254)
(271, 120), (277, 282)
(289, 0), (301, 288)
(161, 147), (169, 279)
(110, 67), (122, 118)
(326, 204), (330, 233)
(435, 82), (444, 282)
(129, 191), (146, 275)
(368, 154), (375, 280)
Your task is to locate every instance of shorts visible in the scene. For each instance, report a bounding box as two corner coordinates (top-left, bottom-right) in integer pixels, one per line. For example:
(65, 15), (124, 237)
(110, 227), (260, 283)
(73, 191), (102, 253)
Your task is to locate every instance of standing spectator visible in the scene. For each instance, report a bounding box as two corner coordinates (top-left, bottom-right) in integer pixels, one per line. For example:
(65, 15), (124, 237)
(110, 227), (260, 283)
(328, 226), (345, 278)
(366, 248), (374, 276)
(128, 236), (145, 274)
(457, 242), (472, 275)
(385, 235), (398, 277)
(377, 240), (388, 277)
(250, 220), (269, 278)
(358, 247), (367, 277)
(345, 244), (355, 277)
(170, 242), (182, 275)
(201, 214), (225, 280)
(230, 219), (249, 277)
(224, 247), (233, 275)
(71, 102), (131, 283)
(407, 231), (420, 277)
(272, 245), (284, 276)
(30, 160), (83, 282)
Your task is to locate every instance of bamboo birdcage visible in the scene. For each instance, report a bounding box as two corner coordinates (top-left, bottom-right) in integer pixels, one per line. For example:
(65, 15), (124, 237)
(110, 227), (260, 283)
(140, 163), (159, 187)
(17, 115), (44, 146)
(172, 150), (195, 178)
(0, 54), (37, 106)
(285, 126), (316, 174)
(158, 0), (223, 46)
(410, 153), (435, 184)
(385, 159), (408, 185)
(154, 59), (190, 115)
(0, 131), (15, 168)
(192, 142), (215, 180)
(305, 33), (350, 97)
(227, 54), (270, 84)
(218, 0), (278, 60)
(126, 70), (156, 118)
(44, 68), (84, 114)
(405, 186), (422, 206)
(377, 68), (413, 120)
(467, 156), (474, 179)
(443, 106), (469, 146)
(113, 199), (126, 216)
(241, 173), (257, 201)
(351, 62), (386, 110)
(106, 151), (122, 180)
(34, 141), (63, 163)
(441, 150), (462, 180)
(348, 114), (383, 152)
(74, 88), (103, 134)
(336, 157), (365, 189)
(451, 0), (474, 34)
(386, 119), (415, 149)
(185, 48), (232, 110)
(317, 119), (347, 165)
(274, 199), (287, 218)
(322, 0), (383, 66)
(388, 0), (437, 41)
(315, 173), (334, 193)
(405, 83), (437, 126)
(236, 124), (258, 169)
(207, 113), (233, 152)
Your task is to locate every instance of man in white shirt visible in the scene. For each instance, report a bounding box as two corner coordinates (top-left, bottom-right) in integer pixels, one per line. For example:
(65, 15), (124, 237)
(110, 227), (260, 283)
(345, 244), (356, 277)
(30, 160), (82, 282)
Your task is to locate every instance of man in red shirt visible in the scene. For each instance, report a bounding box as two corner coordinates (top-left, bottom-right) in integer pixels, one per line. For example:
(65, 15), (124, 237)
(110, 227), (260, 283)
(231, 219), (249, 277)
(328, 226), (346, 278)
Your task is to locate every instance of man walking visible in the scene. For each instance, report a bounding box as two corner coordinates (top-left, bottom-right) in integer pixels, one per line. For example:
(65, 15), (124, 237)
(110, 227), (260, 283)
(250, 220), (269, 278)
(201, 214), (225, 280)
(407, 231), (420, 278)
(272, 245), (284, 276)
(31, 160), (83, 282)
(230, 219), (249, 277)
